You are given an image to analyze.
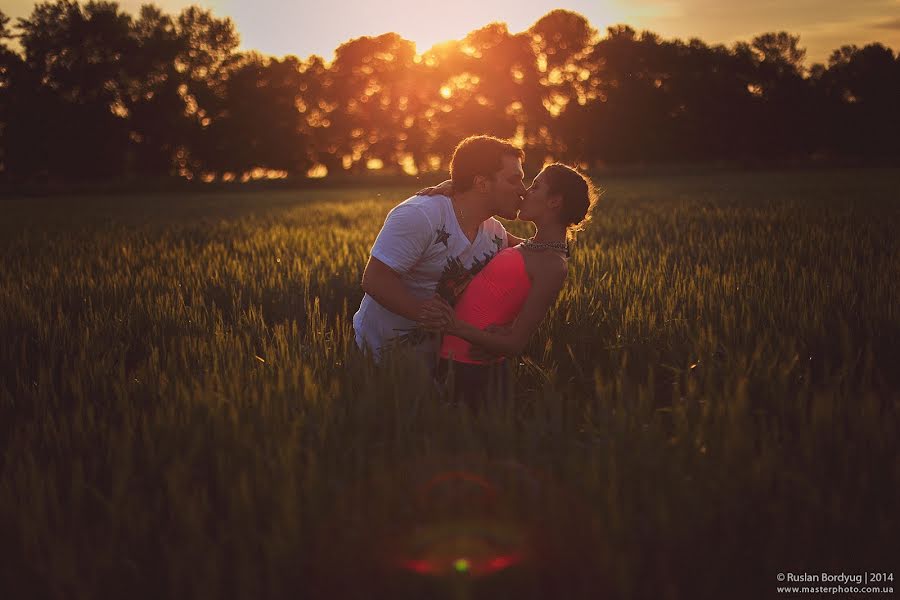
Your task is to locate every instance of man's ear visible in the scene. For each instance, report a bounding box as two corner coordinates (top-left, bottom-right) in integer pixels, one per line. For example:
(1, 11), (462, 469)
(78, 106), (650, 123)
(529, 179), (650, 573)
(473, 175), (489, 193)
(548, 193), (563, 210)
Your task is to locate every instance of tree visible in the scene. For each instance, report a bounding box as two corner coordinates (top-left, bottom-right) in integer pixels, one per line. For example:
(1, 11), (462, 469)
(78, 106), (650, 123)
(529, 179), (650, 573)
(122, 5), (190, 177)
(0, 10), (17, 179)
(738, 33), (816, 158)
(430, 24), (537, 167)
(817, 44), (899, 157)
(14, 0), (136, 180)
(567, 25), (674, 164)
(205, 53), (314, 177)
(751, 32), (806, 74)
(325, 33), (423, 173)
(166, 6), (241, 177)
(527, 11), (597, 165)
(3, 4), (899, 181)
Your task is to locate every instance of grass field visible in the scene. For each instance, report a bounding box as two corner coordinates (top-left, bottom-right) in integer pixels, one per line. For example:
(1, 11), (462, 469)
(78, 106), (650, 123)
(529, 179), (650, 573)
(1, 168), (898, 599)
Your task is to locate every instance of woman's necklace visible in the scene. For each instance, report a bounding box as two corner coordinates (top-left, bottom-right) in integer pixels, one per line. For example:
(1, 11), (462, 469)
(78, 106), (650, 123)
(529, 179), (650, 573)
(523, 237), (569, 255)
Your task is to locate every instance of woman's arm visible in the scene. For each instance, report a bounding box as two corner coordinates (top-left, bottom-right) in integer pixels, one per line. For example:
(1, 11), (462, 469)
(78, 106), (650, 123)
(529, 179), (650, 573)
(429, 260), (568, 356)
(416, 180), (453, 196)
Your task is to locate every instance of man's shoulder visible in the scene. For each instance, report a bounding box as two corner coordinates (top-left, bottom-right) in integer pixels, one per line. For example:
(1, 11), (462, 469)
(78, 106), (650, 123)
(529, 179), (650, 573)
(385, 195), (446, 227)
(484, 216), (509, 233)
(401, 193), (449, 215)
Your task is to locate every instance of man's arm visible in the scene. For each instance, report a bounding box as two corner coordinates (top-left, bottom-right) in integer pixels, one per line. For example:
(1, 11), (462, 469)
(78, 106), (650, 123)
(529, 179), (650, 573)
(361, 256), (431, 322)
(362, 202), (450, 328)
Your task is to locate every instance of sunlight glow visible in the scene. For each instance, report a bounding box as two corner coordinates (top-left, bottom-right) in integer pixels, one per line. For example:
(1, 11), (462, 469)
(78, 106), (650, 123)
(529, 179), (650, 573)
(512, 124), (526, 148)
(307, 164), (328, 178)
(213, 0), (637, 64)
(400, 154), (419, 176)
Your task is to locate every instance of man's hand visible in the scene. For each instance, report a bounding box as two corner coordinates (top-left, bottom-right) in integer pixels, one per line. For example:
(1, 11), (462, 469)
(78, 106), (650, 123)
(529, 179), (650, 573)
(415, 179), (454, 197)
(468, 324), (512, 362)
(417, 295), (455, 331)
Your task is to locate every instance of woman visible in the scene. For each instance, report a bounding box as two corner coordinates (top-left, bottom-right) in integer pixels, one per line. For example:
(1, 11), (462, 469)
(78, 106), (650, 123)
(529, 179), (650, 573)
(422, 163), (599, 410)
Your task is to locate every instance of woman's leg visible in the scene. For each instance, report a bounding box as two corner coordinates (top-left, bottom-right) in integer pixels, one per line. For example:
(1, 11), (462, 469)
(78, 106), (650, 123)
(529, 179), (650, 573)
(442, 359), (514, 412)
(485, 359), (511, 405)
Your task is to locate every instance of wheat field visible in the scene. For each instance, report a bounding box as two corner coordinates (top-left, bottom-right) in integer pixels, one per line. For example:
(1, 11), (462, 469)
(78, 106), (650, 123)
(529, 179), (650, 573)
(1, 168), (898, 599)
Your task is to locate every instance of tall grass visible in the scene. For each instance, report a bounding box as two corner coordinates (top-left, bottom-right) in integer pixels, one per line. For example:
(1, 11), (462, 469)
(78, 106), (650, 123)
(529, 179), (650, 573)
(1, 169), (898, 599)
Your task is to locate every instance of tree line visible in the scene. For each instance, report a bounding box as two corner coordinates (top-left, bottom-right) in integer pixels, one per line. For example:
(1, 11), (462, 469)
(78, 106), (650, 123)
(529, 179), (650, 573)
(1, 1), (898, 183)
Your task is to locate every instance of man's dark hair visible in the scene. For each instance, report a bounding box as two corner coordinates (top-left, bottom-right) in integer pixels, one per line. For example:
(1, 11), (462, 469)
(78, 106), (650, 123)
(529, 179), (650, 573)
(449, 135), (525, 193)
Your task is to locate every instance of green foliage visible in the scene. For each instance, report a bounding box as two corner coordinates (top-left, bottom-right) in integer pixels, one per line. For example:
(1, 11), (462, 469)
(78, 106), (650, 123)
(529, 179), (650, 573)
(1, 169), (898, 598)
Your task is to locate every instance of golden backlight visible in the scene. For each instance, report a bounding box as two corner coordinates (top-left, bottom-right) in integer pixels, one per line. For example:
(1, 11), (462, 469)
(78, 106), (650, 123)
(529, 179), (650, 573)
(222, 0), (624, 61)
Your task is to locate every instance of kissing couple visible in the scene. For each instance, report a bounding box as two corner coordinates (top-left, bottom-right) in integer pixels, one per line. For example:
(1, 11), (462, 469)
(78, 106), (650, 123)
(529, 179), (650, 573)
(352, 135), (599, 410)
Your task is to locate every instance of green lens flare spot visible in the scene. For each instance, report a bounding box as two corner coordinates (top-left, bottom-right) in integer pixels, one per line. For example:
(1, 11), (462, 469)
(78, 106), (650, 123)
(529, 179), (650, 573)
(453, 558), (470, 573)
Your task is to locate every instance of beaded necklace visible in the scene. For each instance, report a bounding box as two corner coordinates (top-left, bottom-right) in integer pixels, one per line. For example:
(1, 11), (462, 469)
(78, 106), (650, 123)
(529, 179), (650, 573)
(522, 237), (570, 257)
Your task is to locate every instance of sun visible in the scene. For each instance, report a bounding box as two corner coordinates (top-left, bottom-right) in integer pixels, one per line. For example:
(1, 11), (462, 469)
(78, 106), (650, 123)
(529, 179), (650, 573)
(228, 0), (625, 62)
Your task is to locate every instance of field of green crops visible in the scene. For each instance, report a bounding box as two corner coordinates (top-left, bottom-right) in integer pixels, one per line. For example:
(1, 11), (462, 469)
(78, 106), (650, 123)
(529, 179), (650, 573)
(1, 168), (898, 599)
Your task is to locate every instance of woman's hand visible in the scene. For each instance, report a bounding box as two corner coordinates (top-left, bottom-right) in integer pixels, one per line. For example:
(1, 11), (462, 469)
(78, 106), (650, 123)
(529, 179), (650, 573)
(417, 295), (456, 332)
(469, 324), (512, 361)
(415, 179), (454, 197)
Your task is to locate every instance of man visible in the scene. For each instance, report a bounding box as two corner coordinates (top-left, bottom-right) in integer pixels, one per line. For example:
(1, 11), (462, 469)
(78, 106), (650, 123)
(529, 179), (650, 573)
(352, 135), (527, 370)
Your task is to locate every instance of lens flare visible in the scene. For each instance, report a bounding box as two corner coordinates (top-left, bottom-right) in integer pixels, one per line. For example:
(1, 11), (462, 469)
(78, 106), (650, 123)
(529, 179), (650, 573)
(393, 518), (527, 577)
(387, 466), (536, 578)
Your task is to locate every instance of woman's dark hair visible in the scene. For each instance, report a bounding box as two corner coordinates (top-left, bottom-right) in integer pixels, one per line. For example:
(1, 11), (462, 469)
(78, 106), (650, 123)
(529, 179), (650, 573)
(450, 135), (525, 193)
(542, 163), (600, 239)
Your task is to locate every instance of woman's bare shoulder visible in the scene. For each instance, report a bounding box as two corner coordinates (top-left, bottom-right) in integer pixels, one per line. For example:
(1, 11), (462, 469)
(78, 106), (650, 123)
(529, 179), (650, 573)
(522, 249), (568, 284)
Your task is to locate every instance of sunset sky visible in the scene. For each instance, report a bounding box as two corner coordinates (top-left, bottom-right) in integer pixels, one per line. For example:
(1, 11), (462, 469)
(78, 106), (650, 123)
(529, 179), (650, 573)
(4, 0), (900, 65)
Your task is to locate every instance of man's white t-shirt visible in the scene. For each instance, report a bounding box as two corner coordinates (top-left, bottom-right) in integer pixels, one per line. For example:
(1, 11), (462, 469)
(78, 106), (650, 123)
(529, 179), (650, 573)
(353, 194), (508, 360)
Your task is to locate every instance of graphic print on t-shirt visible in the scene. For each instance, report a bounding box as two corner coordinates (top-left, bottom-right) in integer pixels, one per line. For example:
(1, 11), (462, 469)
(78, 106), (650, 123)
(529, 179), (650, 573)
(434, 226), (505, 306)
(387, 228), (506, 350)
(433, 225), (451, 247)
(435, 251), (495, 305)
